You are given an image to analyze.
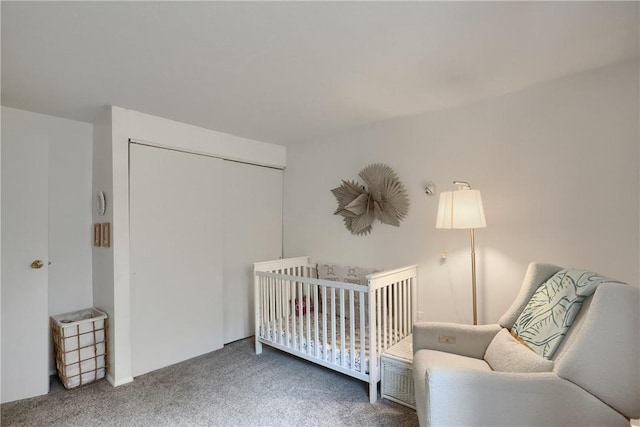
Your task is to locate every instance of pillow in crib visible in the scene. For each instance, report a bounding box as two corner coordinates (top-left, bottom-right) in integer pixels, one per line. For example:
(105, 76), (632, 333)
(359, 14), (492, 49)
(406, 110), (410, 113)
(484, 328), (553, 373)
(318, 263), (380, 318)
(318, 263), (379, 286)
(511, 269), (621, 359)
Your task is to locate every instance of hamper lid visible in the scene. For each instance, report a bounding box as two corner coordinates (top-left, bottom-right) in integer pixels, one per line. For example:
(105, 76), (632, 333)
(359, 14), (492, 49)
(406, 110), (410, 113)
(51, 308), (107, 327)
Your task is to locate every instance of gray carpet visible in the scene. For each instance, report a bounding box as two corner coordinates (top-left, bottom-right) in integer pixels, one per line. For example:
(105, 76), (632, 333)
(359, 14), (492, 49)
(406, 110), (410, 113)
(1, 338), (418, 426)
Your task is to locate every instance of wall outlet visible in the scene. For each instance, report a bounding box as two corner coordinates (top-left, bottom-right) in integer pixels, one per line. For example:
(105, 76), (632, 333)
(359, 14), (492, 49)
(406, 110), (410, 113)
(438, 335), (456, 344)
(417, 311), (425, 321)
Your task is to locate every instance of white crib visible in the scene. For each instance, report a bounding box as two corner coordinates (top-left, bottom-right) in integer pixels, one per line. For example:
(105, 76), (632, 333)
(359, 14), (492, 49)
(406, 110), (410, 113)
(254, 256), (417, 403)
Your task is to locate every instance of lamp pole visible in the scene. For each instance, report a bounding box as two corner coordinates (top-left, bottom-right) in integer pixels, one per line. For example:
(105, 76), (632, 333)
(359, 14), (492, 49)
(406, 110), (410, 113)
(470, 228), (478, 325)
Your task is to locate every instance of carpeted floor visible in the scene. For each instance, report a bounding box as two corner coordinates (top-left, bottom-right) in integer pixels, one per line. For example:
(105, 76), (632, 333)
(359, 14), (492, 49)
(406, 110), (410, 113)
(1, 338), (418, 426)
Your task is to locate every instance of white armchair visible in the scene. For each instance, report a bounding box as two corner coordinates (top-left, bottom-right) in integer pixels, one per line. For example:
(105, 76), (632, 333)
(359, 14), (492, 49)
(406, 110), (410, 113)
(413, 263), (640, 426)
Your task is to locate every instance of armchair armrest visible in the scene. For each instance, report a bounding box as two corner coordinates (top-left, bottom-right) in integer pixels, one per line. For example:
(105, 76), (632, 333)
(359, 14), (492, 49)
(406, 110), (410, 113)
(413, 322), (501, 359)
(424, 369), (628, 426)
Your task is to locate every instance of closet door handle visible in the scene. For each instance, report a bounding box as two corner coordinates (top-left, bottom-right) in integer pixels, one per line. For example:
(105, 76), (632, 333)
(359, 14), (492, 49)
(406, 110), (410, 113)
(30, 260), (44, 269)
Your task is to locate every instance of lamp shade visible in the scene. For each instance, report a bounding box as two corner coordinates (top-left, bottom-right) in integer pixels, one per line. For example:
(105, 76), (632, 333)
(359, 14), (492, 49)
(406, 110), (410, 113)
(436, 188), (486, 229)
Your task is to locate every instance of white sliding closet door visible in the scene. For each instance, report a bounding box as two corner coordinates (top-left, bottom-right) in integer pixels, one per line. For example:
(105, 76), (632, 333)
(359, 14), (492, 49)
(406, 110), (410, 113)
(130, 144), (223, 377)
(222, 161), (282, 343)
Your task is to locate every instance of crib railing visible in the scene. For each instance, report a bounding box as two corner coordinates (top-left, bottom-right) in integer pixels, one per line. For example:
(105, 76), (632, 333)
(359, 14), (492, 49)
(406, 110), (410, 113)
(368, 265), (418, 357)
(254, 257), (417, 403)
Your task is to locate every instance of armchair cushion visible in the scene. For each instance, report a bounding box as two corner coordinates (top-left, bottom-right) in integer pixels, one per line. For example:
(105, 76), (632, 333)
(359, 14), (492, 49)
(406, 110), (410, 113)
(511, 269), (621, 359)
(484, 328), (553, 373)
(418, 368), (630, 427)
(413, 349), (491, 425)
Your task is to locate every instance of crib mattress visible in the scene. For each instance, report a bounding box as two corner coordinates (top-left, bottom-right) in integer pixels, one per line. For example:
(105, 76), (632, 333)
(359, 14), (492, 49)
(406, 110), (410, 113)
(262, 313), (401, 374)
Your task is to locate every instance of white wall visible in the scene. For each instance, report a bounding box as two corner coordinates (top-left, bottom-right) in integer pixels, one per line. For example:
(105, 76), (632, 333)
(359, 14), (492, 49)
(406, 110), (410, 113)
(92, 107), (117, 383)
(1, 109), (2, 404)
(2, 106), (94, 372)
(283, 60), (639, 325)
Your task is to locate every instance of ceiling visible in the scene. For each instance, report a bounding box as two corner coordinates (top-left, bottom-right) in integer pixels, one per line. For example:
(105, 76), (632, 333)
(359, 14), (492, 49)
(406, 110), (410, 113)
(2, 1), (638, 146)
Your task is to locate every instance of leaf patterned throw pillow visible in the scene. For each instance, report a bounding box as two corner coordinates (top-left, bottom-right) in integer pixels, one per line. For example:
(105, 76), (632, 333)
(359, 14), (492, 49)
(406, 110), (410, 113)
(511, 269), (621, 359)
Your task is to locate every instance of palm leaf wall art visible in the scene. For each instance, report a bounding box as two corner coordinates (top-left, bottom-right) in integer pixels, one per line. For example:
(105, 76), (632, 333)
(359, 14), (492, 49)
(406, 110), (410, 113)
(331, 163), (409, 236)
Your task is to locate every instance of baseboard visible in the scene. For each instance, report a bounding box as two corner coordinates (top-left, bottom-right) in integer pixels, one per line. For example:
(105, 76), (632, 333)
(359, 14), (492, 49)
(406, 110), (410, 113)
(106, 374), (115, 386)
(106, 374), (134, 387)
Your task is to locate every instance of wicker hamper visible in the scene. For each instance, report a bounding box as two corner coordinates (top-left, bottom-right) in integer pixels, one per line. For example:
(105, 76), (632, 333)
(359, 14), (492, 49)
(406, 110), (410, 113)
(50, 308), (108, 389)
(381, 335), (415, 409)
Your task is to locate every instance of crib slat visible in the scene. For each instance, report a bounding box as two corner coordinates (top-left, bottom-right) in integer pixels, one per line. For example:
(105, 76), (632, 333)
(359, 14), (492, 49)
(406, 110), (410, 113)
(387, 283), (391, 347)
(314, 284), (319, 358)
(331, 288), (336, 366)
(394, 281), (399, 345)
(276, 279), (286, 344)
(406, 279), (410, 336)
(398, 281), (401, 339)
(306, 283), (311, 355)
(262, 275), (266, 338)
(277, 274), (282, 341)
(349, 290), (355, 371)
(275, 276), (280, 345)
(266, 276), (270, 340)
(290, 279), (296, 349)
(387, 286), (391, 349)
(397, 281), (402, 343)
(389, 283), (394, 347)
(369, 287), (378, 402)
(267, 275), (272, 339)
(322, 286), (328, 361)
(257, 275), (261, 338)
(409, 277), (414, 329)
(396, 280), (400, 338)
(376, 288), (381, 357)
(390, 283), (395, 347)
(298, 281), (304, 352)
(267, 277), (273, 341)
(340, 289), (346, 367)
(382, 287), (387, 352)
(276, 276), (281, 345)
(403, 279), (408, 337)
(282, 276), (287, 345)
(359, 290), (366, 374)
(259, 276), (264, 337)
(282, 277), (286, 344)
(399, 279), (404, 337)
(285, 277), (290, 347)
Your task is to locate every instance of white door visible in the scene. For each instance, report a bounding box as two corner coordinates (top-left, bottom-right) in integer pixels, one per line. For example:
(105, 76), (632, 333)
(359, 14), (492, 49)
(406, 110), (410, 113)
(130, 144), (223, 377)
(222, 161), (282, 343)
(1, 130), (49, 403)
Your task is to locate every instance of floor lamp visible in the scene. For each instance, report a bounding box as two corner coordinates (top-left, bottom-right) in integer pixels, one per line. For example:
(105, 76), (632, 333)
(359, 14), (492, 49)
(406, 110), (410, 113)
(436, 181), (487, 325)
